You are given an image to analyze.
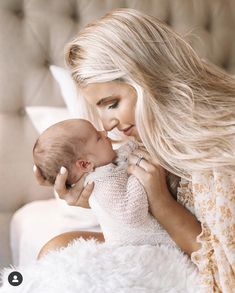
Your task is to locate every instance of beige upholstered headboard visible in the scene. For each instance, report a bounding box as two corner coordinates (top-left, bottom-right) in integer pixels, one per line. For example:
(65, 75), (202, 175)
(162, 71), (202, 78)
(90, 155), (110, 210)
(0, 0), (235, 269)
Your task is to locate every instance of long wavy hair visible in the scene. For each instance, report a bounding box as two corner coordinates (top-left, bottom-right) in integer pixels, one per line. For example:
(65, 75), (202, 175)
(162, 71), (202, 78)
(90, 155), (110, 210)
(64, 8), (235, 181)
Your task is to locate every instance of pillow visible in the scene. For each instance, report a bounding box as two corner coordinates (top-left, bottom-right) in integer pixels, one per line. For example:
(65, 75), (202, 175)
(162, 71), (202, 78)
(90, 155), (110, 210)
(50, 65), (84, 119)
(26, 106), (71, 134)
(26, 66), (87, 134)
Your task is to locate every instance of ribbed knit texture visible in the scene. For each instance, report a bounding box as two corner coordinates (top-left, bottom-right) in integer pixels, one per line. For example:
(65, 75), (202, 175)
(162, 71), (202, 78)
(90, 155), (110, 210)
(86, 140), (176, 247)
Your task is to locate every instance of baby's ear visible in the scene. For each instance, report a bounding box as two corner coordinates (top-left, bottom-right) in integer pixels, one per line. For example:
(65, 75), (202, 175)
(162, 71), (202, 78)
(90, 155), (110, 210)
(75, 160), (94, 172)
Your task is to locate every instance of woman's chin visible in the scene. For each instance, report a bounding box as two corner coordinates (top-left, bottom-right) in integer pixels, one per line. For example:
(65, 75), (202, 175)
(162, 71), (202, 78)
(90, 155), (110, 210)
(131, 128), (141, 141)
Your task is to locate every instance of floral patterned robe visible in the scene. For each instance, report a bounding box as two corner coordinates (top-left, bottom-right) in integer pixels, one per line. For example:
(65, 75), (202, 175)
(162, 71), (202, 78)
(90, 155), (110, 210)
(177, 169), (235, 293)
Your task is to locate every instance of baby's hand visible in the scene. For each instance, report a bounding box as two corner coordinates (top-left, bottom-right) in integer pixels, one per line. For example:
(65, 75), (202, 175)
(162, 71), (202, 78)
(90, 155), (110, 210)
(33, 165), (94, 208)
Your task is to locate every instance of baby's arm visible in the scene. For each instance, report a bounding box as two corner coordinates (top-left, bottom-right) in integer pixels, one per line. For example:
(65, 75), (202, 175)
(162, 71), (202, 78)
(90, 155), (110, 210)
(94, 172), (149, 226)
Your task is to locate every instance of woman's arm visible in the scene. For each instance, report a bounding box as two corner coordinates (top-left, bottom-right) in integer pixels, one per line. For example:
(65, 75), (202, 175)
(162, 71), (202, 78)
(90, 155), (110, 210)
(128, 152), (201, 256)
(148, 191), (201, 255)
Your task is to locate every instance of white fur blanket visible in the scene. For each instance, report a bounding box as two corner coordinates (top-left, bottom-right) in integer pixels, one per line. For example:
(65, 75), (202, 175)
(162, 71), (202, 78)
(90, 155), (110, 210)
(0, 239), (202, 293)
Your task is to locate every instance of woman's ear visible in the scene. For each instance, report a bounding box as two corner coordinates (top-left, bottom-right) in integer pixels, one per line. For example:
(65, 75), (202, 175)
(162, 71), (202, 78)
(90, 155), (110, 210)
(75, 160), (94, 172)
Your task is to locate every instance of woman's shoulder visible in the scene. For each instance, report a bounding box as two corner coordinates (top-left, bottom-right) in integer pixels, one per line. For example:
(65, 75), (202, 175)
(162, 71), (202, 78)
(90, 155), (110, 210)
(191, 168), (235, 189)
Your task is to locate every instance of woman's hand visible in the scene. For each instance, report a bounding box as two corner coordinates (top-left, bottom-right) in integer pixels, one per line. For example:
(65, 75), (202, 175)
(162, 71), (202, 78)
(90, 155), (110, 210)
(128, 150), (201, 255)
(33, 165), (94, 208)
(128, 149), (173, 207)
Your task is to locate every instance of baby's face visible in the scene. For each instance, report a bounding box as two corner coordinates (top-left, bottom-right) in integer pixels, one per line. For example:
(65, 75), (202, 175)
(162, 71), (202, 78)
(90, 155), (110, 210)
(71, 120), (117, 167)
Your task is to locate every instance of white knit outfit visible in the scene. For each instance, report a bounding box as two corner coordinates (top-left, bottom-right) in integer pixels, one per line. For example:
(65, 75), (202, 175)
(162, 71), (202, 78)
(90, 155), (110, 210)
(86, 140), (176, 247)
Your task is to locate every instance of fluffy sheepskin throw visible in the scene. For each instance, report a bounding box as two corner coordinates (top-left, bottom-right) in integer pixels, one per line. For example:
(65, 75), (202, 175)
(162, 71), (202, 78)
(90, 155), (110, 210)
(0, 239), (202, 293)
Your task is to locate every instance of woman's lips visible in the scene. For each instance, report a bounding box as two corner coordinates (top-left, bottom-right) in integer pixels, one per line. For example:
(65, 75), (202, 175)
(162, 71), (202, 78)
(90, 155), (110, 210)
(123, 126), (134, 136)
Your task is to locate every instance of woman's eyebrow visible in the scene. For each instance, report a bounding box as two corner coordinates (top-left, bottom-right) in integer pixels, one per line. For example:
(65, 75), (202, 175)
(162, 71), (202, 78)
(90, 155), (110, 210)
(96, 96), (115, 106)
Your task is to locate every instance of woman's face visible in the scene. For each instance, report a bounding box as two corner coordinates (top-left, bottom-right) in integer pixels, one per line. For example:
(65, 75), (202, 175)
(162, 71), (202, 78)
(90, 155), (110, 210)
(80, 81), (139, 139)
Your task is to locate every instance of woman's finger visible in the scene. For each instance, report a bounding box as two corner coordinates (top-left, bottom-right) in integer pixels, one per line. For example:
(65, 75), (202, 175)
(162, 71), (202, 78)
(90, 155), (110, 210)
(128, 154), (168, 201)
(33, 165), (51, 186)
(54, 168), (90, 206)
(127, 163), (149, 188)
(54, 166), (70, 198)
(128, 154), (156, 173)
(132, 148), (150, 158)
(131, 149), (158, 166)
(75, 181), (94, 208)
(70, 173), (87, 193)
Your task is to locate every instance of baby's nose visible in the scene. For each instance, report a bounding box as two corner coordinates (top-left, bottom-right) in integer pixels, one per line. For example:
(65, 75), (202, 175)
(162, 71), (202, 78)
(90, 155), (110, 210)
(99, 130), (108, 138)
(100, 130), (108, 138)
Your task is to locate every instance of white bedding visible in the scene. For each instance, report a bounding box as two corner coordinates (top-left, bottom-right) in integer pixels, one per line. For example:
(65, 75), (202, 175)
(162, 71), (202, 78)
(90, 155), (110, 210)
(1, 199), (203, 292)
(1, 238), (201, 293)
(10, 199), (101, 266)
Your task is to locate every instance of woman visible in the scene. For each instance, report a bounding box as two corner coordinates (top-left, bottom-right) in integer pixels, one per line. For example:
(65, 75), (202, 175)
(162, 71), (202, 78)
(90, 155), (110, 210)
(35, 9), (235, 292)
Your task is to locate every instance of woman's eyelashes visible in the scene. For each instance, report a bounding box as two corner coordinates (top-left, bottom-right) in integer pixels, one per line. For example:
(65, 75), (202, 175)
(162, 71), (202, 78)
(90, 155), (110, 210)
(108, 100), (119, 109)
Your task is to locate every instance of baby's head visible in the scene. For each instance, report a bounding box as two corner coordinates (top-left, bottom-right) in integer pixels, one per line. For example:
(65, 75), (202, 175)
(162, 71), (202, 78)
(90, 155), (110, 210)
(33, 119), (117, 187)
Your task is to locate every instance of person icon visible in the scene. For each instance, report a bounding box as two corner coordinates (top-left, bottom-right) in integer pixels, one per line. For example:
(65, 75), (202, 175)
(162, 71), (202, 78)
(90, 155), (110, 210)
(8, 271), (23, 286)
(12, 275), (19, 283)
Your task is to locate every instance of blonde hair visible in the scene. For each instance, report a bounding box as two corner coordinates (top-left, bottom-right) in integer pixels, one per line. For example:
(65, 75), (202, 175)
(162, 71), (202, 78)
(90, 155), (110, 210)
(65, 8), (235, 180)
(33, 120), (85, 186)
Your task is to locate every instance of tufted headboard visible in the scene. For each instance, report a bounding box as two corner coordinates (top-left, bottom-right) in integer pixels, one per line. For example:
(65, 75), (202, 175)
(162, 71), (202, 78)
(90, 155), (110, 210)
(0, 0), (235, 269)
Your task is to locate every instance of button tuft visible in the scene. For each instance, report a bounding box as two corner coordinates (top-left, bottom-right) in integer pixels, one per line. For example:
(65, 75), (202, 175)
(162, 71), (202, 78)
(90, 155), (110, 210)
(15, 9), (24, 18)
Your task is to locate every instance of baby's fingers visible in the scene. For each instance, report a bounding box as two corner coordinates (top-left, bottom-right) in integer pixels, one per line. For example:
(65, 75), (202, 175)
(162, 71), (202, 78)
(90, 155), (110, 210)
(33, 165), (51, 186)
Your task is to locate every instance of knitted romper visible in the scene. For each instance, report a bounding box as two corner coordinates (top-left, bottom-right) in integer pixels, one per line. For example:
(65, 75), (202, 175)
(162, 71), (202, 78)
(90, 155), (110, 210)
(86, 140), (176, 247)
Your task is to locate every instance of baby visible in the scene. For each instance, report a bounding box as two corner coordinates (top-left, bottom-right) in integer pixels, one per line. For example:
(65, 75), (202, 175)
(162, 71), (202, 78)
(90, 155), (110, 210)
(33, 119), (176, 247)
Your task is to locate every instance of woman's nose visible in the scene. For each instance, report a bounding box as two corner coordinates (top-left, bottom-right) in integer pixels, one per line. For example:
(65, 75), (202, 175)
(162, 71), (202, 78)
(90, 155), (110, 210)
(102, 118), (119, 132)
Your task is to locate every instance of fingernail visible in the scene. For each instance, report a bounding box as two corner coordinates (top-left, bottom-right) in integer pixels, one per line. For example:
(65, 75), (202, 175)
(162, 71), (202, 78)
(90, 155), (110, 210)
(60, 166), (67, 174)
(33, 165), (37, 172)
(87, 180), (94, 185)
